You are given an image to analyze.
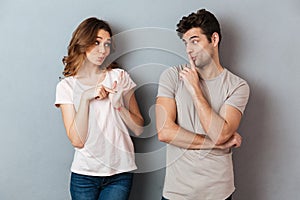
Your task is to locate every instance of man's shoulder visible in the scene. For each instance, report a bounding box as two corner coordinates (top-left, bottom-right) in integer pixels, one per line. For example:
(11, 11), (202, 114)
(162, 64), (187, 75)
(224, 68), (248, 85)
(157, 64), (188, 94)
(223, 69), (250, 98)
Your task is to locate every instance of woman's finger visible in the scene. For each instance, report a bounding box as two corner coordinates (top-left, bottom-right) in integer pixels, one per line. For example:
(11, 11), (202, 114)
(103, 85), (116, 94)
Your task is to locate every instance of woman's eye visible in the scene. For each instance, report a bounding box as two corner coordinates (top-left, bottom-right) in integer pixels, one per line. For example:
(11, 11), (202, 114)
(95, 41), (100, 45)
(104, 43), (111, 47)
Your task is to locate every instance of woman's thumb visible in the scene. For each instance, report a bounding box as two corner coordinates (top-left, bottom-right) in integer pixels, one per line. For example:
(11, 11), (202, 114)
(112, 81), (117, 89)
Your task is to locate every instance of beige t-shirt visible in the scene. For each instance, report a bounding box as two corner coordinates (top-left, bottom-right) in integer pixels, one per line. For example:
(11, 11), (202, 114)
(55, 68), (137, 176)
(157, 65), (250, 200)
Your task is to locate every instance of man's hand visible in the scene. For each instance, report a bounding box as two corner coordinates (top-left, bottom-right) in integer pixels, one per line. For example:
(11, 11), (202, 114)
(217, 132), (243, 150)
(179, 54), (202, 96)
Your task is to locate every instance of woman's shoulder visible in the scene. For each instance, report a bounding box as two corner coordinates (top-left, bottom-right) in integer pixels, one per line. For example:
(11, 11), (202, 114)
(56, 76), (75, 89)
(110, 67), (125, 73)
(108, 68), (128, 76)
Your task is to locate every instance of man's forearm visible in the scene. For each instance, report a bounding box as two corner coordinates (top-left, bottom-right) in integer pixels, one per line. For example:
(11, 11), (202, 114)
(192, 94), (233, 145)
(158, 124), (220, 150)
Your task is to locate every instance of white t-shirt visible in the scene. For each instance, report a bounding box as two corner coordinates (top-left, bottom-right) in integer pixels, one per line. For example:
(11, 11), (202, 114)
(157, 65), (250, 200)
(55, 68), (137, 176)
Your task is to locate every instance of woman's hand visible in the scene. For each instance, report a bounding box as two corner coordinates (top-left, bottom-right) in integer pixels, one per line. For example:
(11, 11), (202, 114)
(82, 84), (115, 102)
(109, 71), (130, 108)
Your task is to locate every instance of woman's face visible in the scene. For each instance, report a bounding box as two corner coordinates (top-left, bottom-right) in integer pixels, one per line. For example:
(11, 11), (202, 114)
(85, 29), (111, 66)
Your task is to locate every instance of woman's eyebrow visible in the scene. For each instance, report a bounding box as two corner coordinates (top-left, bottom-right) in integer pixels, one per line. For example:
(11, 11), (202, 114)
(96, 36), (111, 41)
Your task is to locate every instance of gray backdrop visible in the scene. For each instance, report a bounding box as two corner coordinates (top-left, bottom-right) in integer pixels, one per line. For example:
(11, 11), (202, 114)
(1, 0), (299, 199)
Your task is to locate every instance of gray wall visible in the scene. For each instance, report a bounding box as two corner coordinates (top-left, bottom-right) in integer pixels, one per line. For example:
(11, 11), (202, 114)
(0, 0), (299, 199)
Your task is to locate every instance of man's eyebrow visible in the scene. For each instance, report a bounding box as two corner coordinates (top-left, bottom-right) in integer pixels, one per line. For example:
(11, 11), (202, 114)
(189, 36), (199, 40)
(182, 35), (199, 42)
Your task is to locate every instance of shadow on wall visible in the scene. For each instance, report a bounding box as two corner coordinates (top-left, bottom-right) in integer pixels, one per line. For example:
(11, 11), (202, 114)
(129, 82), (166, 200)
(110, 27), (187, 200)
(233, 84), (268, 200)
(219, 18), (241, 72)
(220, 19), (269, 200)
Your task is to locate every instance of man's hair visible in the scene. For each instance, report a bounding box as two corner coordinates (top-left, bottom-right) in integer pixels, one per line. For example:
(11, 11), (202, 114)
(176, 9), (222, 44)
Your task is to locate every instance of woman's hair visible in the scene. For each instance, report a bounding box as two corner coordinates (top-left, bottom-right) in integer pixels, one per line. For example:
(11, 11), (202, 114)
(176, 9), (222, 45)
(62, 17), (118, 77)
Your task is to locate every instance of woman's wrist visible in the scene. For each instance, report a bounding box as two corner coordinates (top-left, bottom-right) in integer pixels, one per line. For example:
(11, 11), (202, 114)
(114, 104), (123, 111)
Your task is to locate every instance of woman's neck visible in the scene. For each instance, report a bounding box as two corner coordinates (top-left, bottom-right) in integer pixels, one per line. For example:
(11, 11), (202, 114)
(75, 62), (106, 85)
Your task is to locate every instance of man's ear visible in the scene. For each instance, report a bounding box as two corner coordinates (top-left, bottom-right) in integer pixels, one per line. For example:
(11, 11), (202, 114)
(211, 32), (220, 47)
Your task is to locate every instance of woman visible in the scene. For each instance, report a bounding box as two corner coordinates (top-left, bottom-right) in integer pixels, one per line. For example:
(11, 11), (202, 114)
(55, 17), (144, 200)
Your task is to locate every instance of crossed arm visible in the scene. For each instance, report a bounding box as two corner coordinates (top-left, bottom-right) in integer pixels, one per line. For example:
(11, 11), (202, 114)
(178, 56), (243, 145)
(156, 97), (242, 150)
(156, 62), (243, 149)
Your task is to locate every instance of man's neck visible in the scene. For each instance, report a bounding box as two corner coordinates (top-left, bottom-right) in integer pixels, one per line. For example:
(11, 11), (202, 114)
(197, 61), (224, 80)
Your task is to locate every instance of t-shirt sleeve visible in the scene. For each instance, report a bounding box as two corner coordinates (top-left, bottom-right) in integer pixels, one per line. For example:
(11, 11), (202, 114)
(122, 70), (136, 92)
(225, 81), (250, 114)
(157, 67), (179, 98)
(55, 79), (73, 107)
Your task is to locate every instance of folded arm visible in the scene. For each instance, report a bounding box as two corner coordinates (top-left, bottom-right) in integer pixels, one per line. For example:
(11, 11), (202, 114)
(155, 97), (241, 150)
(180, 62), (243, 145)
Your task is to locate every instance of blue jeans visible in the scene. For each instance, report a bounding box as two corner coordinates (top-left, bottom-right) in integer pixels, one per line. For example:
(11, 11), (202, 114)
(70, 172), (133, 200)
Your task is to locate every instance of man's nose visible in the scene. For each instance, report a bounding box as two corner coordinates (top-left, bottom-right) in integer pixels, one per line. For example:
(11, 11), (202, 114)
(186, 44), (193, 54)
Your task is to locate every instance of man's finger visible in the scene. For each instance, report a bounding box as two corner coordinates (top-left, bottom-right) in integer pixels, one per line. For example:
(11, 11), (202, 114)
(188, 54), (196, 70)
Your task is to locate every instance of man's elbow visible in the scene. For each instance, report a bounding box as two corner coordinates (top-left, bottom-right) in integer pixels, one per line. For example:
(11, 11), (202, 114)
(157, 129), (171, 143)
(215, 133), (233, 145)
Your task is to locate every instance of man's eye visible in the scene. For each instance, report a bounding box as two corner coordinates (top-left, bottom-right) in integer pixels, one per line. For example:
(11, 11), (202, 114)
(192, 40), (198, 44)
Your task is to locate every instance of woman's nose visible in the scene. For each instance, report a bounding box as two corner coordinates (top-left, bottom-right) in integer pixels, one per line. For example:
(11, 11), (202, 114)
(98, 44), (106, 53)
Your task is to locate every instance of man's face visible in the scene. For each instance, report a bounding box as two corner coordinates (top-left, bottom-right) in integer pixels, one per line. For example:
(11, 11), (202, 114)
(182, 27), (214, 68)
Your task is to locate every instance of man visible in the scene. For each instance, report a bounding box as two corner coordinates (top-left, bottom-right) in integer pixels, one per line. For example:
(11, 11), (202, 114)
(156, 9), (250, 200)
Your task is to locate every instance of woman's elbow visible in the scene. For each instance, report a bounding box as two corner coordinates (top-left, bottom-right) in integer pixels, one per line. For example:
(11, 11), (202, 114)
(132, 118), (144, 136)
(133, 126), (144, 136)
(71, 141), (84, 149)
